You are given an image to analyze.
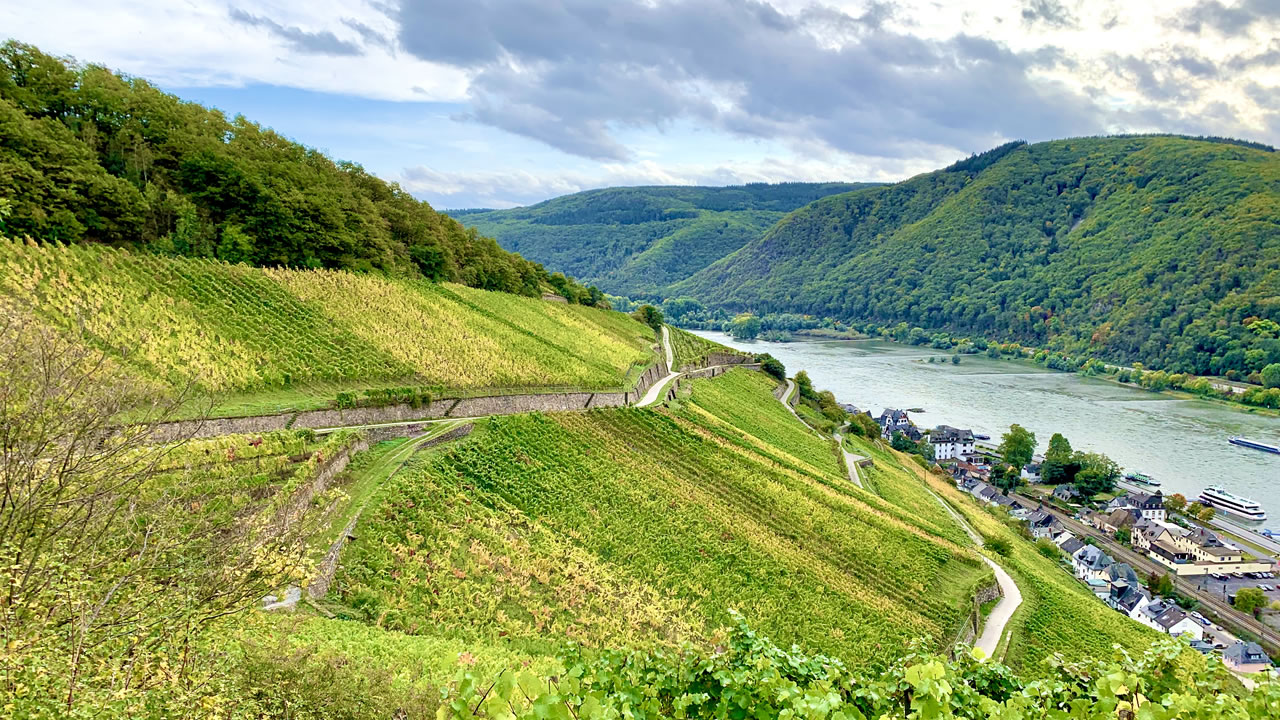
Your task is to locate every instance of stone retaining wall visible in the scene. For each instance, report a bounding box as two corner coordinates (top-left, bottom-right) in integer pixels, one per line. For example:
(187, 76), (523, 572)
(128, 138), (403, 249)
(947, 578), (1003, 656)
(307, 423), (474, 600)
(975, 582), (1002, 606)
(277, 434), (368, 531)
(680, 352), (752, 372)
(683, 363), (762, 380)
(150, 357), (671, 442)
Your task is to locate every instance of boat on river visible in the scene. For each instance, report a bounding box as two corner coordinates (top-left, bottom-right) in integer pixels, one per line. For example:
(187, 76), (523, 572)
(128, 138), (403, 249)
(1198, 486), (1267, 522)
(1124, 471), (1161, 487)
(1228, 436), (1280, 455)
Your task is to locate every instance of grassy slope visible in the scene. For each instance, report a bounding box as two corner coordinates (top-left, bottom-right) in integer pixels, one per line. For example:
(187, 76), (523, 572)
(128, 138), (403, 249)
(672, 137), (1280, 371)
(1, 241), (655, 415)
(325, 369), (988, 673)
(451, 184), (871, 295)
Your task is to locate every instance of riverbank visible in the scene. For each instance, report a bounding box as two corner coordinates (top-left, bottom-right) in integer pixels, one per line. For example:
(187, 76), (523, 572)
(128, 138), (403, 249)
(690, 330), (1280, 523)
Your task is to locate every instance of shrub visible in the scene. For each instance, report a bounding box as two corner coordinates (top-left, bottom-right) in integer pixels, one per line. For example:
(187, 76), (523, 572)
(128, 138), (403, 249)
(986, 537), (1013, 557)
(1035, 538), (1061, 559)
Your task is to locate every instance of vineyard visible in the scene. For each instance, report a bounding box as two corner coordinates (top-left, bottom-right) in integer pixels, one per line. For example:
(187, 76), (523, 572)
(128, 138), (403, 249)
(668, 325), (738, 369)
(332, 369), (990, 669)
(0, 240), (655, 413)
(843, 433), (974, 547)
(141, 428), (360, 533)
(915, 465), (1160, 669)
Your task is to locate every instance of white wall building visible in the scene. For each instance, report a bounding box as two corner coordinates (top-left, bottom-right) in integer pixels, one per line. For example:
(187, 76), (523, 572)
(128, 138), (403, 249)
(929, 425), (976, 461)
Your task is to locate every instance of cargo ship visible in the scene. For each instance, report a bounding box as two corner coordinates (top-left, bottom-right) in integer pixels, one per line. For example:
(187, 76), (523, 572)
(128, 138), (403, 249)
(1228, 436), (1280, 455)
(1198, 486), (1267, 522)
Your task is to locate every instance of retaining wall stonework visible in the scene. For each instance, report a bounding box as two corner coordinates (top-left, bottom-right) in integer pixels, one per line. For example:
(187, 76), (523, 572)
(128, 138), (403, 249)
(948, 579), (1003, 656)
(307, 423), (474, 600)
(150, 358), (671, 442)
(277, 434), (368, 531)
(679, 352), (752, 372)
(683, 363), (762, 380)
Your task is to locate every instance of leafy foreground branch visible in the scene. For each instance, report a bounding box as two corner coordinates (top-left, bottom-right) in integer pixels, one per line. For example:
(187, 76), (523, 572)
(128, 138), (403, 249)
(443, 611), (1275, 720)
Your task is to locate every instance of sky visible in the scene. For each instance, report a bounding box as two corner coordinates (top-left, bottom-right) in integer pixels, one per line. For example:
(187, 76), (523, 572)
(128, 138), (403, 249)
(5, 1), (1278, 209)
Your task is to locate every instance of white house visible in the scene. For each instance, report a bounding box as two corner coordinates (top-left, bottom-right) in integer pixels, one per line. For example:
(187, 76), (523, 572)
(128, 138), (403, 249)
(1072, 545), (1114, 581)
(928, 425), (976, 461)
(1137, 599), (1203, 641)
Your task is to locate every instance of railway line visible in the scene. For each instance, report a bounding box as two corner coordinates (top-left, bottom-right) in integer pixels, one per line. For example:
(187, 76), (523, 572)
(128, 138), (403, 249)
(1020, 496), (1280, 655)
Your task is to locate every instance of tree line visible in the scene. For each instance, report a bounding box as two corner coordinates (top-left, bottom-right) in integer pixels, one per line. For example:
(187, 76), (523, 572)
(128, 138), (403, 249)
(0, 41), (601, 303)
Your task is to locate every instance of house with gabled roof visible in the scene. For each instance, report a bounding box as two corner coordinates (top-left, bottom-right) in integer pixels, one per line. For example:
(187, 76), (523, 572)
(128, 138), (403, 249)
(1024, 510), (1061, 539)
(1137, 599), (1203, 641)
(1052, 484), (1079, 501)
(1073, 545), (1113, 581)
(878, 409), (912, 439)
(928, 425), (976, 461)
(1059, 536), (1086, 556)
(1224, 642), (1272, 674)
(1110, 583), (1152, 619)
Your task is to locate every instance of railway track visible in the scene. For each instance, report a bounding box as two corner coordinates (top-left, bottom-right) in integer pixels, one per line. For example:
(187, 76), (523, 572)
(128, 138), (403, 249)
(1019, 496), (1280, 654)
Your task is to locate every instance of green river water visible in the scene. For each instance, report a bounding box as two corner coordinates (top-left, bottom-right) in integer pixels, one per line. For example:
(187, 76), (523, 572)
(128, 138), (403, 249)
(693, 331), (1280, 524)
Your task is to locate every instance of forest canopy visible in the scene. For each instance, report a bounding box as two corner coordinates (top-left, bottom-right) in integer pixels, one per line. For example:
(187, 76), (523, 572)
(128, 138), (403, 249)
(0, 41), (597, 302)
(450, 183), (873, 295)
(672, 136), (1280, 374)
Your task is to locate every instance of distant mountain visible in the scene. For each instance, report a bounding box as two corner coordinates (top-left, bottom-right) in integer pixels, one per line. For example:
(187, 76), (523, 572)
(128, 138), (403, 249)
(448, 183), (873, 295)
(670, 136), (1279, 375)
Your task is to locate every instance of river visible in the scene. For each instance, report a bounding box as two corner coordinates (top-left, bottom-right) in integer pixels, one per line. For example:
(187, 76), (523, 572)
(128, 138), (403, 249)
(692, 331), (1280, 524)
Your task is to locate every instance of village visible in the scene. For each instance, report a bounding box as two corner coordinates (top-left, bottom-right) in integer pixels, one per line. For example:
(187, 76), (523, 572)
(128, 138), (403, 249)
(863, 406), (1279, 675)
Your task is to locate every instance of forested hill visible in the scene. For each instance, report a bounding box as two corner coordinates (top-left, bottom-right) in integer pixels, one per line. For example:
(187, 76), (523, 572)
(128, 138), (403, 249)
(0, 41), (594, 301)
(449, 183), (871, 294)
(673, 136), (1280, 374)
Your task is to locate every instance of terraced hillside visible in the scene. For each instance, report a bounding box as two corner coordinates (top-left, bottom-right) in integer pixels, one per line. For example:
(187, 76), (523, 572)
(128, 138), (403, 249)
(0, 240), (656, 415)
(328, 369), (991, 670)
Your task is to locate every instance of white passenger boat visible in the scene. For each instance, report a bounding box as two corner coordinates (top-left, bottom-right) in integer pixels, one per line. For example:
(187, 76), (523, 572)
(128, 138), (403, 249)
(1198, 485), (1267, 522)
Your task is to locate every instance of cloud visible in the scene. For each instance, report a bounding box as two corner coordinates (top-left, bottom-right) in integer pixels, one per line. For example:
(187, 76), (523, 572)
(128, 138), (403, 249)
(229, 8), (363, 56)
(341, 17), (391, 48)
(1020, 0), (1077, 29)
(1176, 0), (1280, 34)
(399, 154), (930, 209)
(391, 0), (1105, 161)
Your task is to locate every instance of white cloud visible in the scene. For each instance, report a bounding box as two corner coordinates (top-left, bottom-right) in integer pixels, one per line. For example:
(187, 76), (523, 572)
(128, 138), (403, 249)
(0, 0), (468, 101)
(400, 153), (941, 209)
(3, 0), (1276, 209)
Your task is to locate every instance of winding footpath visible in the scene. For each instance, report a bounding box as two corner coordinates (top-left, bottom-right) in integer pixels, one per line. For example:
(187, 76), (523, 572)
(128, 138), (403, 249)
(635, 326), (680, 408)
(921, 486), (1022, 659)
(775, 377), (1020, 659)
(779, 379), (863, 488)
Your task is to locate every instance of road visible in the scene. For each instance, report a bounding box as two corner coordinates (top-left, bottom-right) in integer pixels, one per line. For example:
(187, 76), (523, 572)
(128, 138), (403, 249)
(832, 431), (864, 488)
(1024, 497), (1280, 654)
(1209, 516), (1280, 556)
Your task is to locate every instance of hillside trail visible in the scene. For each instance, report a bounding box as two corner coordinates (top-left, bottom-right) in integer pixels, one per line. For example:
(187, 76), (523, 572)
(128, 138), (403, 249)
(920, 483), (1022, 660)
(635, 326), (680, 408)
(779, 376), (1020, 660)
(779, 379), (863, 488)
